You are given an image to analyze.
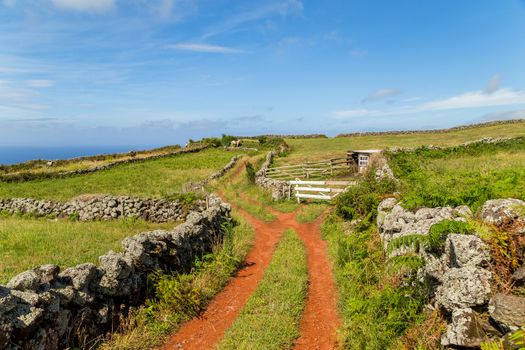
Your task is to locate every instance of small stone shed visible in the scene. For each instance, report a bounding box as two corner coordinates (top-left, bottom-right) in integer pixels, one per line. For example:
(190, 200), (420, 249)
(347, 149), (382, 173)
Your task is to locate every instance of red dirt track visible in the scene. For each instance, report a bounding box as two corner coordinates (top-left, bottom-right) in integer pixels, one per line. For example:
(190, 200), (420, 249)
(162, 169), (340, 349)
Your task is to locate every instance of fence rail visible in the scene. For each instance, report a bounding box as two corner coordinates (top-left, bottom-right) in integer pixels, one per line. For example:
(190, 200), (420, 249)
(265, 157), (350, 180)
(289, 179), (355, 202)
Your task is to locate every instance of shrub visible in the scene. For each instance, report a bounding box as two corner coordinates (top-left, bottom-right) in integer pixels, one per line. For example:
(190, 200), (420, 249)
(335, 168), (397, 228)
(221, 134), (236, 147)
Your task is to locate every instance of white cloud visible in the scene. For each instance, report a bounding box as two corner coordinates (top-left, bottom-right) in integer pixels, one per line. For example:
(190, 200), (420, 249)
(25, 79), (55, 88)
(485, 74), (501, 94)
(420, 88), (525, 111)
(203, 0), (303, 39)
(362, 88), (401, 104)
(480, 108), (525, 122)
(333, 108), (370, 118)
(334, 88), (525, 119)
(167, 43), (246, 54)
(52, 0), (116, 14)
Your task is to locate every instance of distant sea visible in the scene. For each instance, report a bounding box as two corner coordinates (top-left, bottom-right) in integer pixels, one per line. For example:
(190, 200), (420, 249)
(0, 146), (150, 165)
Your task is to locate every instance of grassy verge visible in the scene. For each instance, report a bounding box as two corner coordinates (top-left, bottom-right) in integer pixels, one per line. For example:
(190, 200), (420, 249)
(0, 148), (241, 201)
(388, 137), (525, 210)
(218, 229), (308, 350)
(100, 213), (255, 350)
(217, 157), (299, 221)
(321, 215), (434, 349)
(0, 215), (173, 284)
(295, 203), (328, 223)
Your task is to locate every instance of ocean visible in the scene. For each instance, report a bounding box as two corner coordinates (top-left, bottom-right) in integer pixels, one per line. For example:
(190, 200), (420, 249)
(0, 146), (149, 165)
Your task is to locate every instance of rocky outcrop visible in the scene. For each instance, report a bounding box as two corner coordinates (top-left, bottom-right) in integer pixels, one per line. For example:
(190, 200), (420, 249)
(376, 198), (505, 348)
(441, 308), (500, 348)
(489, 293), (525, 332)
(0, 195), (205, 223)
(479, 198), (525, 233)
(435, 266), (492, 311)
(255, 151), (291, 201)
(377, 196), (525, 348)
(0, 196), (230, 349)
(377, 199), (472, 250)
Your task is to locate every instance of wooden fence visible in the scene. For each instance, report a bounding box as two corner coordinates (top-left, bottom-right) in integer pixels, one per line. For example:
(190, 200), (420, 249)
(289, 179), (354, 202)
(264, 157), (350, 180)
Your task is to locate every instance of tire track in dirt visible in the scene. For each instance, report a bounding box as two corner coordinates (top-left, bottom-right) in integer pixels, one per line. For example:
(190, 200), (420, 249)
(293, 214), (341, 350)
(162, 159), (340, 350)
(160, 205), (284, 350)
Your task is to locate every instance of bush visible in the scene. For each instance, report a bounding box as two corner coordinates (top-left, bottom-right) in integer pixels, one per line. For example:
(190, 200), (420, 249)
(221, 134), (236, 147)
(335, 169), (397, 228)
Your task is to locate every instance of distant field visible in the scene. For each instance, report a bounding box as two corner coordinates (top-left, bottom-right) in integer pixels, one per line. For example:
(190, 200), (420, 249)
(0, 145), (186, 177)
(0, 148), (246, 201)
(388, 137), (525, 210)
(0, 216), (173, 284)
(279, 121), (525, 165)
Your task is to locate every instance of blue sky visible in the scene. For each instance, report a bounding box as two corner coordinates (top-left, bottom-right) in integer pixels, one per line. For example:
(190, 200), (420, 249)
(1, 0), (525, 147)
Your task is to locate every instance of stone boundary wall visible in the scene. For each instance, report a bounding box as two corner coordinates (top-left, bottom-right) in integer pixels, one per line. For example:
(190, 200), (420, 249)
(210, 155), (241, 179)
(337, 119), (525, 138)
(0, 196), (231, 349)
(0, 195), (203, 223)
(235, 134), (328, 139)
(0, 145), (209, 183)
(377, 198), (525, 348)
(255, 151), (291, 201)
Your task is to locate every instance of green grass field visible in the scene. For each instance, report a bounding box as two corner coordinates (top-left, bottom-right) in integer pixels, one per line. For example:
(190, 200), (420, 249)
(279, 121), (525, 165)
(388, 137), (525, 210)
(0, 148), (245, 201)
(218, 229), (308, 350)
(0, 216), (173, 284)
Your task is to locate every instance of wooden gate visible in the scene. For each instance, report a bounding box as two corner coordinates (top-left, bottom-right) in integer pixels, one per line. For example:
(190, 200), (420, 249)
(289, 179), (354, 203)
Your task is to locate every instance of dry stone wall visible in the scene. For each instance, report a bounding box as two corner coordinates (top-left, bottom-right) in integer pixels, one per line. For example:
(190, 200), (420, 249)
(337, 119), (525, 138)
(0, 196), (203, 223)
(0, 196), (231, 349)
(255, 151), (291, 201)
(0, 145), (209, 183)
(377, 198), (525, 348)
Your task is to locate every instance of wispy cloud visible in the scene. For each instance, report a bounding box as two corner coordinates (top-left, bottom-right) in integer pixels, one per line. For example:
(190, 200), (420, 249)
(25, 80), (55, 88)
(362, 88), (401, 104)
(485, 73), (501, 94)
(167, 43), (246, 54)
(351, 49), (368, 58)
(52, 0), (116, 14)
(479, 108), (525, 122)
(420, 88), (525, 111)
(334, 88), (525, 119)
(202, 0), (303, 39)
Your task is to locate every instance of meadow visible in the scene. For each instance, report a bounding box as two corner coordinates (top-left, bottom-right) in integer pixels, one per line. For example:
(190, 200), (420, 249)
(388, 137), (525, 210)
(0, 216), (173, 284)
(0, 144), (186, 177)
(279, 120), (525, 165)
(0, 148), (245, 201)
